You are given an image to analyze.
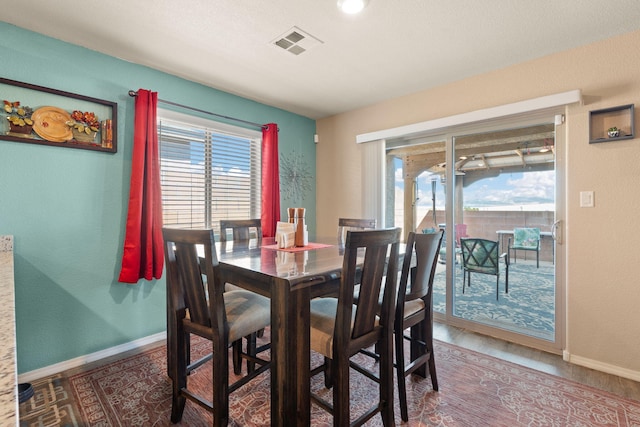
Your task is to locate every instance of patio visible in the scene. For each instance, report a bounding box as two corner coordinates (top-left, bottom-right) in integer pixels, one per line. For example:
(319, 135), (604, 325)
(432, 258), (555, 341)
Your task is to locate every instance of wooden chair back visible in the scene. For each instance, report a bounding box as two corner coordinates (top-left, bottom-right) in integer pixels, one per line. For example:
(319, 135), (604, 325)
(399, 230), (444, 306)
(163, 228), (223, 331)
(337, 217), (376, 245)
(219, 219), (262, 242)
(338, 227), (400, 354)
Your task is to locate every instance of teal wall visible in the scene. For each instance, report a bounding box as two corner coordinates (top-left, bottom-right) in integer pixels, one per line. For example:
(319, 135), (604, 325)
(0, 22), (316, 374)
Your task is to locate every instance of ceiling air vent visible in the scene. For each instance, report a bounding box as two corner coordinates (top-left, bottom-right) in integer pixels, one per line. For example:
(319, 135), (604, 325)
(271, 26), (323, 56)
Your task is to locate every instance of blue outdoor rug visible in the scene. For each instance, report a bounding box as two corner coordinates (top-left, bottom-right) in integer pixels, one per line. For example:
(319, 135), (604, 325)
(432, 260), (555, 340)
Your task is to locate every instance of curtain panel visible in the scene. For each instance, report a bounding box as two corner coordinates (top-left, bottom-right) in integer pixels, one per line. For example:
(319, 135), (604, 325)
(118, 89), (164, 283)
(261, 123), (280, 237)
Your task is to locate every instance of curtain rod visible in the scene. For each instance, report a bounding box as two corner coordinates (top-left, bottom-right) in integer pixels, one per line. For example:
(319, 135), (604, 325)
(128, 90), (268, 130)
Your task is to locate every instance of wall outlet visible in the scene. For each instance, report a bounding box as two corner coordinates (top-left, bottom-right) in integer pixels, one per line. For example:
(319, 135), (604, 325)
(580, 191), (594, 208)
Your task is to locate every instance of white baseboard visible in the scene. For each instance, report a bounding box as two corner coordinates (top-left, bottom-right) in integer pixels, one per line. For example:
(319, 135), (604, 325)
(563, 350), (640, 382)
(18, 331), (167, 384)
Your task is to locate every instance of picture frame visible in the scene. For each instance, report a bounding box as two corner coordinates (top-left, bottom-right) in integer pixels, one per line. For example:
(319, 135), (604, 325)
(0, 77), (117, 153)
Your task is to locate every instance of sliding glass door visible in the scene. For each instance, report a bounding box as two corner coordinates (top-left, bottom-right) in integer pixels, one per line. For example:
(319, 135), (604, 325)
(385, 114), (565, 354)
(450, 124), (556, 342)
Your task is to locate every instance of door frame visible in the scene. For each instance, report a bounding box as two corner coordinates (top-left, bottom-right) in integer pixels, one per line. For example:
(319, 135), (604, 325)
(437, 112), (566, 355)
(361, 100), (573, 354)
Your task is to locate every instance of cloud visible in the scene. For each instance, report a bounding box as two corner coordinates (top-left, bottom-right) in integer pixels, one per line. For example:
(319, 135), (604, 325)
(465, 171), (555, 206)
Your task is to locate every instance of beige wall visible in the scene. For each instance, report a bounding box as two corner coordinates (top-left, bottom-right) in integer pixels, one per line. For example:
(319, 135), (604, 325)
(316, 30), (640, 378)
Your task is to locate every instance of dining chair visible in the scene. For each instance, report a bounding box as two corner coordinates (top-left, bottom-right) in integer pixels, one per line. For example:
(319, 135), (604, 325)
(219, 218), (265, 373)
(460, 237), (509, 300)
(394, 230), (443, 421)
(508, 227), (541, 268)
(219, 218), (262, 242)
(337, 217), (376, 245)
(309, 227), (401, 426)
(162, 227), (271, 426)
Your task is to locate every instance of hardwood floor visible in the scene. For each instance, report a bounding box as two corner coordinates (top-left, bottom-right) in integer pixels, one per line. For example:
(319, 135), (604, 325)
(434, 321), (640, 401)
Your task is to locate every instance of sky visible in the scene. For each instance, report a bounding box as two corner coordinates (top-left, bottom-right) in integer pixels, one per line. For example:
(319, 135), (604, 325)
(394, 158), (555, 218)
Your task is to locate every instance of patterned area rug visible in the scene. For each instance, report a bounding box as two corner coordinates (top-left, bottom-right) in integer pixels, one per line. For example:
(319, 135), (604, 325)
(19, 332), (640, 426)
(18, 373), (80, 427)
(433, 260), (555, 339)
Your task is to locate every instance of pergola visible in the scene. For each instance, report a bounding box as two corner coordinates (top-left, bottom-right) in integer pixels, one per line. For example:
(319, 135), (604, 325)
(386, 124), (556, 234)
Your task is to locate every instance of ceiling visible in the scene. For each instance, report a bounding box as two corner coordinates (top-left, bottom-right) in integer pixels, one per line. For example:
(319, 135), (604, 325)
(3, 1), (640, 119)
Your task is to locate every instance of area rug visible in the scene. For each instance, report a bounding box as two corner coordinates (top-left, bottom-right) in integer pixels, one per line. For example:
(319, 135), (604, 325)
(432, 260), (555, 340)
(18, 373), (81, 427)
(19, 332), (640, 426)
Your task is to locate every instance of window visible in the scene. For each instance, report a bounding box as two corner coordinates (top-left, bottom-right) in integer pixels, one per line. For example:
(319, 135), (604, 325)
(158, 109), (261, 234)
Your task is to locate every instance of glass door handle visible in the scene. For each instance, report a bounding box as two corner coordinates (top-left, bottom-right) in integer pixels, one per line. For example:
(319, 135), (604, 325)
(551, 220), (562, 244)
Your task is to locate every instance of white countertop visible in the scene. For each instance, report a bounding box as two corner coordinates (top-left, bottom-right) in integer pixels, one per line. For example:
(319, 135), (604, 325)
(0, 236), (18, 426)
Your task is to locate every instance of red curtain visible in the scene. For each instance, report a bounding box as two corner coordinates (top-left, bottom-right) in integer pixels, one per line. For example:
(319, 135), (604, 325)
(261, 123), (280, 237)
(118, 89), (164, 283)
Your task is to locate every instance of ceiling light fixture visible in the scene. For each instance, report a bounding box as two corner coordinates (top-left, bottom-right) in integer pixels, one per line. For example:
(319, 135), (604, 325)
(337, 0), (369, 14)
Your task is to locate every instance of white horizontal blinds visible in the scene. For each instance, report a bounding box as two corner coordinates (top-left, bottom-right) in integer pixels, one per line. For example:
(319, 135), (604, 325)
(158, 116), (261, 234)
(211, 133), (258, 221)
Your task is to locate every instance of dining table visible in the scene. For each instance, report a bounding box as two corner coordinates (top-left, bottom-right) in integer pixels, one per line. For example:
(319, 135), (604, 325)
(168, 234), (406, 426)
(215, 236), (348, 426)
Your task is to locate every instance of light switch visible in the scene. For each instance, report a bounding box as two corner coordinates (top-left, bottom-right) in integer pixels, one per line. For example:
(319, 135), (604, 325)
(580, 191), (594, 208)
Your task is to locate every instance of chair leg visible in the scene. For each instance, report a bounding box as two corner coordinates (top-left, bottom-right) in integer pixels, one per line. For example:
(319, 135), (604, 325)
(332, 354), (351, 427)
(505, 265), (509, 294)
(212, 337), (230, 427)
(170, 325), (187, 423)
(396, 323), (409, 422)
(323, 357), (333, 389)
(246, 333), (257, 374)
(462, 271), (466, 293)
(427, 344), (438, 392)
(380, 331), (395, 427)
(170, 386), (186, 424)
(232, 339), (242, 375)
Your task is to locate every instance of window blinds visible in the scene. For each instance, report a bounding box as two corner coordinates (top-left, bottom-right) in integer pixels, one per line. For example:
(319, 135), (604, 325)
(158, 116), (261, 233)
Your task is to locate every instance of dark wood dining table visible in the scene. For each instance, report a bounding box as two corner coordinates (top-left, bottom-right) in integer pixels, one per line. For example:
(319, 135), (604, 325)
(215, 236), (345, 426)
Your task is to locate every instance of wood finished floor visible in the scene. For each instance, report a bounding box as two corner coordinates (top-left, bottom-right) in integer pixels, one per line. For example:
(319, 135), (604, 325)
(434, 322), (640, 401)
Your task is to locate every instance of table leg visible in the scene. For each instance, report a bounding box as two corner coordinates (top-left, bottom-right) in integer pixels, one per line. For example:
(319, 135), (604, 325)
(271, 281), (311, 426)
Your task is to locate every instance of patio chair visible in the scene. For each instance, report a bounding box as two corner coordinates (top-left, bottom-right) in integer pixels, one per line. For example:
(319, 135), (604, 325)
(508, 227), (541, 268)
(454, 223), (469, 246)
(433, 223), (466, 264)
(460, 238), (509, 300)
